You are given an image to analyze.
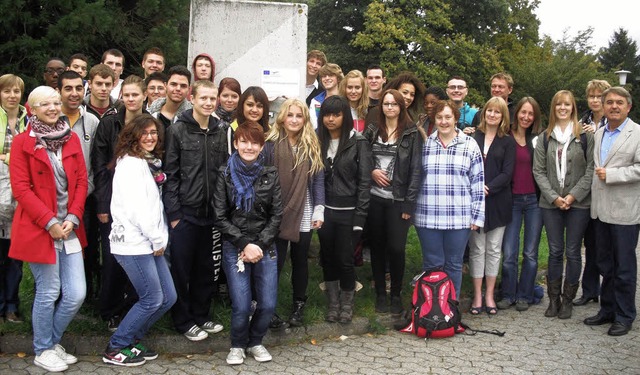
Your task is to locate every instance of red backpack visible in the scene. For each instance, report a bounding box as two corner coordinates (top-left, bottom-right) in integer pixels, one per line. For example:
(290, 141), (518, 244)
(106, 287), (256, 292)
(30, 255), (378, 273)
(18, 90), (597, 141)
(399, 270), (461, 339)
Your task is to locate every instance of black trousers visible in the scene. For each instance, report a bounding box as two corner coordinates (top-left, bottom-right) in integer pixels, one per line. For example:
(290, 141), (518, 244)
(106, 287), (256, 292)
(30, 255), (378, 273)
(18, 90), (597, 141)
(83, 194), (101, 300)
(318, 209), (356, 291)
(169, 219), (217, 333)
(275, 231), (312, 302)
(580, 219), (600, 298)
(367, 195), (410, 297)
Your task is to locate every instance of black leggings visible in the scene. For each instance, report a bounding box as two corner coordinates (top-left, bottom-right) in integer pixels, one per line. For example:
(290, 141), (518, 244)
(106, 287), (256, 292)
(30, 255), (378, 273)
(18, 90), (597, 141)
(275, 232), (312, 301)
(318, 209), (356, 291)
(367, 195), (410, 296)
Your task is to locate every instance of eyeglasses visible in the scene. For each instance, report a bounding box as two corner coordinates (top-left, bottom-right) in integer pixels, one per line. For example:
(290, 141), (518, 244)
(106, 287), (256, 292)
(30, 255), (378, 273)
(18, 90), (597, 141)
(383, 102), (399, 108)
(141, 131), (159, 138)
(33, 101), (62, 108)
(44, 68), (65, 75)
(447, 85), (467, 91)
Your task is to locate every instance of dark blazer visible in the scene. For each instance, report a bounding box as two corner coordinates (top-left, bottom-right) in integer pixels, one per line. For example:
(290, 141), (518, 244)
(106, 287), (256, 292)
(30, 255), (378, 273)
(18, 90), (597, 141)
(473, 130), (516, 232)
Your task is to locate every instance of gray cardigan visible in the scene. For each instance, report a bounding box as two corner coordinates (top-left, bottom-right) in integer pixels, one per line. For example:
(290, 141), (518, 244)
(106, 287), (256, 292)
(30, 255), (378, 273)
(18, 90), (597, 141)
(532, 129), (594, 209)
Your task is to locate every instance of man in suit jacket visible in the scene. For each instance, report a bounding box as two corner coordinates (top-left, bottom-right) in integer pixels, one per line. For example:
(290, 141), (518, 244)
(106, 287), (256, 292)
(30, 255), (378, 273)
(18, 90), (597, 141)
(586, 86), (640, 336)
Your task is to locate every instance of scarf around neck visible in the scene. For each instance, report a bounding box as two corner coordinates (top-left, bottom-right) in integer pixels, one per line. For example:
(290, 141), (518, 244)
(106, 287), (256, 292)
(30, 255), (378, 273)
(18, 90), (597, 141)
(144, 152), (166, 186)
(215, 106), (234, 123)
(30, 116), (72, 152)
(553, 122), (574, 189)
(227, 151), (264, 212)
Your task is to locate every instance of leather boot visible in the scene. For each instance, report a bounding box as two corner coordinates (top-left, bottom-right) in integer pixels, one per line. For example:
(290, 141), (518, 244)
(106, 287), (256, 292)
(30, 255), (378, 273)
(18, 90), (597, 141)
(339, 289), (355, 324)
(325, 281), (340, 323)
(544, 277), (562, 318)
(558, 280), (579, 319)
(289, 298), (306, 327)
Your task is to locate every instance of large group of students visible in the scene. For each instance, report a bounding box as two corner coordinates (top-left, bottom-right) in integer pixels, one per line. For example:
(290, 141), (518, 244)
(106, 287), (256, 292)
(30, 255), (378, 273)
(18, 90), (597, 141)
(0, 46), (638, 372)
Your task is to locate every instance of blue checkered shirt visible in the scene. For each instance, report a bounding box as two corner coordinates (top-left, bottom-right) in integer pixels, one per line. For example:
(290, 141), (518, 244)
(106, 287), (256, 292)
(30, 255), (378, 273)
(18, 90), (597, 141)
(414, 130), (485, 230)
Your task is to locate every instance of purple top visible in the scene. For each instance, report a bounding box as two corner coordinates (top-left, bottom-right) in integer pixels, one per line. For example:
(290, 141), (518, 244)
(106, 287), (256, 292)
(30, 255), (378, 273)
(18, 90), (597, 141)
(512, 143), (536, 195)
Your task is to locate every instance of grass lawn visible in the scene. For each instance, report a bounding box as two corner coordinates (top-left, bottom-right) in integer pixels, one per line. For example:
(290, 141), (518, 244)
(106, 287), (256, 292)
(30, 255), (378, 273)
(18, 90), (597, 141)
(1, 226), (550, 335)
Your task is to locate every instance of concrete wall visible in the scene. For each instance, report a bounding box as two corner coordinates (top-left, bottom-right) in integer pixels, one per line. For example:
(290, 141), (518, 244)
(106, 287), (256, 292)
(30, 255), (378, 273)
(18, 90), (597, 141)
(188, 0), (308, 100)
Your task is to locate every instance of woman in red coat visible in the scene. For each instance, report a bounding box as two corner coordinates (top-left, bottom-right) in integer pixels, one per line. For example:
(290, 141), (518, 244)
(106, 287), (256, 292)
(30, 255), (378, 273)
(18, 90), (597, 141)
(9, 86), (88, 373)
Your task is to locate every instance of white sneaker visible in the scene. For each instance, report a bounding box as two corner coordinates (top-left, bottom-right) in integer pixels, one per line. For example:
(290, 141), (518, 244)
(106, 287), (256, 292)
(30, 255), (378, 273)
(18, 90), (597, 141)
(54, 344), (78, 364)
(34, 349), (69, 372)
(183, 324), (208, 341)
(200, 321), (223, 334)
(226, 347), (245, 365)
(247, 345), (272, 362)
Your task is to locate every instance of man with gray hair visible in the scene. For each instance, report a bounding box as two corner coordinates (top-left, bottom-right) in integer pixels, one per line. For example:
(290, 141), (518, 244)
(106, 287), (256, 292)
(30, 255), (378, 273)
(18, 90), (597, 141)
(585, 86), (640, 336)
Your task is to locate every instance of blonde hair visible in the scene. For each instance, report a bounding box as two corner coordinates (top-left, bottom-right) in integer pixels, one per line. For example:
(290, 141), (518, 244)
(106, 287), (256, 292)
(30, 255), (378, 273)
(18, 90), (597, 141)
(585, 79), (611, 96)
(267, 98), (324, 175)
(546, 90), (581, 139)
(339, 70), (369, 120)
(478, 97), (510, 138)
(28, 86), (60, 107)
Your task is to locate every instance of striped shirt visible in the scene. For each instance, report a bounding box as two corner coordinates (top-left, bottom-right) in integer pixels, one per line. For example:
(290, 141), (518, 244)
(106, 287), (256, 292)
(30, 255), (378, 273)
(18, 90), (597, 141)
(414, 130), (485, 230)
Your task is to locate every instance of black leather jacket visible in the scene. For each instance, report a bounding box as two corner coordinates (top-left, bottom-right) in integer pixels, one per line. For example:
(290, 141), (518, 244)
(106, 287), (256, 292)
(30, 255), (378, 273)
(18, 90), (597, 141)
(323, 131), (372, 227)
(163, 109), (229, 222)
(363, 123), (423, 214)
(214, 165), (283, 251)
(91, 110), (127, 214)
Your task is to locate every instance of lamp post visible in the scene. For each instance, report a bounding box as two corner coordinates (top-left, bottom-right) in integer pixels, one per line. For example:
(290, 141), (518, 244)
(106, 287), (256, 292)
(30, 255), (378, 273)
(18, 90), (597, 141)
(614, 70), (632, 85)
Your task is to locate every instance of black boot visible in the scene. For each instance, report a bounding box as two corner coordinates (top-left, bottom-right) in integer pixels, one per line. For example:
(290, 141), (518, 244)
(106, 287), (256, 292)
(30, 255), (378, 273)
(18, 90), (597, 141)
(325, 281), (340, 323)
(558, 281), (579, 319)
(269, 313), (287, 331)
(339, 289), (355, 324)
(289, 299), (306, 327)
(544, 277), (562, 318)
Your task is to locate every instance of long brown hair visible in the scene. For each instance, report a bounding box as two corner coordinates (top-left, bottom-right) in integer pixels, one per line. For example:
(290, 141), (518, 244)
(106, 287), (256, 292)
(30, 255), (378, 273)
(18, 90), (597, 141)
(377, 89), (412, 142)
(113, 113), (164, 162)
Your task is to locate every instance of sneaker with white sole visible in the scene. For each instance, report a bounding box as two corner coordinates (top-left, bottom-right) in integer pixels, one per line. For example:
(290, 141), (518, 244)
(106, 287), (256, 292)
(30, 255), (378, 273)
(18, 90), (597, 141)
(184, 324), (208, 341)
(34, 349), (69, 372)
(131, 342), (158, 360)
(246, 345), (272, 362)
(102, 346), (146, 367)
(54, 344), (78, 364)
(226, 347), (246, 365)
(200, 321), (223, 334)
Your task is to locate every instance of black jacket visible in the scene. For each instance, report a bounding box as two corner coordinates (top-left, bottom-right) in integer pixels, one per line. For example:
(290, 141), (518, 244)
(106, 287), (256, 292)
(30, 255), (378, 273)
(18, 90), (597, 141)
(163, 109), (229, 222)
(323, 131), (373, 227)
(214, 165), (283, 251)
(91, 110), (126, 214)
(472, 131), (516, 232)
(363, 123), (423, 214)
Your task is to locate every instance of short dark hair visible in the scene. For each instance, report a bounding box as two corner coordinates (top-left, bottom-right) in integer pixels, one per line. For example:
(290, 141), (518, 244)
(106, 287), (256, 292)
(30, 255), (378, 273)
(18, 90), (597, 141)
(143, 47), (164, 62)
(167, 65), (191, 83)
(425, 86), (447, 100)
(234, 121), (266, 146)
(102, 49), (125, 65)
(68, 53), (88, 66)
(367, 64), (385, 77)
(57, 70), (83, 89)
(145, 72), (168, 85)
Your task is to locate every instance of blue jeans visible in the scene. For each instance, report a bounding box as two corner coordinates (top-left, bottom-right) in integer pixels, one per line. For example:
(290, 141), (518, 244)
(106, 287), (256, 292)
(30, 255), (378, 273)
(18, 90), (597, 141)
(501, 194), (543, 303)
(542, 207), (590, 284)
(222, 241), (277, 348)
(109, 254), (177, 349)
(416, 227), (470, 298)
(0, 238), (23, 314)
(29, 249), (86, 355)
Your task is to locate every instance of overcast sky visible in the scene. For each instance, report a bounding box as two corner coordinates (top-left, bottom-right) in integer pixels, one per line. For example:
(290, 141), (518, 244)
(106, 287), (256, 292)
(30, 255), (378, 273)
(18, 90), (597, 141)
(535, 0), (640, 55)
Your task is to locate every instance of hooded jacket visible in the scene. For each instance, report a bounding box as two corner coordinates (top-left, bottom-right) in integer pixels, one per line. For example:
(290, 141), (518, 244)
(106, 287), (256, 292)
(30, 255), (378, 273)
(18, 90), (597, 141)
(163, 109), (229, 222)
(148, 97), (193, 127)
(191, 53), (216, 82)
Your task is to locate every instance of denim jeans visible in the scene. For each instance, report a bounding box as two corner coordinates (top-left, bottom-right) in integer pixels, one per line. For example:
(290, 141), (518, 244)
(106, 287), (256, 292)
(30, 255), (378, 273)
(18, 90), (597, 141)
(29, 248), (86, 355)
(501, 193), (543, 303)
(0, 238), (23, 314)
(222, 241), (277, 348)
(542, 207), (590, 284)
(416, 227), (471, 298)
(109, 254), (177, 349)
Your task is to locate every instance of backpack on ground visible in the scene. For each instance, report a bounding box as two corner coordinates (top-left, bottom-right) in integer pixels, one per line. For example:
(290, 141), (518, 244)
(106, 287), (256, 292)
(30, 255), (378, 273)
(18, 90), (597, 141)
(399, 269), (461, 339)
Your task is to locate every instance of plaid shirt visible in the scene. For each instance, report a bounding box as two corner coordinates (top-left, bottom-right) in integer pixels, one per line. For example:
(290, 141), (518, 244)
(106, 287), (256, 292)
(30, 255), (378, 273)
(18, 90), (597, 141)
(414, 130), (485, 230)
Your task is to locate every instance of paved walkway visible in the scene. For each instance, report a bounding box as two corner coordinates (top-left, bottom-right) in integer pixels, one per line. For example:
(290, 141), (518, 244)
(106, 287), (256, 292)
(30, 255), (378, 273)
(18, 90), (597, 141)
(1, 298), (639, 374)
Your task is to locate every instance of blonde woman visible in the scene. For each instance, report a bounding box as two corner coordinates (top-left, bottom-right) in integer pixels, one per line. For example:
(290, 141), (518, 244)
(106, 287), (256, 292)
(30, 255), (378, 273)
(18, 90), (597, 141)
(264, 98), (324, 328)
(339, 70), (369, 132)
(533, 90), (594, 319)
(469, 97), (516, 316)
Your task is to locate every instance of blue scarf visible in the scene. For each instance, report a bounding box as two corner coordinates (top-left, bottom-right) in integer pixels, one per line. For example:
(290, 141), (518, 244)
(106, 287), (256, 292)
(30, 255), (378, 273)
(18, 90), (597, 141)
(227, 151), (264, 212)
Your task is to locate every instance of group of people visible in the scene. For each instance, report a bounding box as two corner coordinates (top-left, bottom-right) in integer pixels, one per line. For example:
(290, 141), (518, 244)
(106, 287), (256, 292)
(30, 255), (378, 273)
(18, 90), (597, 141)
(0, 46), (638, 372)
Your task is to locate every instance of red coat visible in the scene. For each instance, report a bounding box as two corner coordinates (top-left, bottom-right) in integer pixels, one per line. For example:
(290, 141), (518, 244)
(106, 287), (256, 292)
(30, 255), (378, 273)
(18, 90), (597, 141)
(8, 131), (88, 264)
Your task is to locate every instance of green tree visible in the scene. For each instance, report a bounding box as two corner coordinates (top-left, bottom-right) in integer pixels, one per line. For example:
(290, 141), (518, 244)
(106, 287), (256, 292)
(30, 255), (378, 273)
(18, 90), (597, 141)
(598, 28), (640, 75)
